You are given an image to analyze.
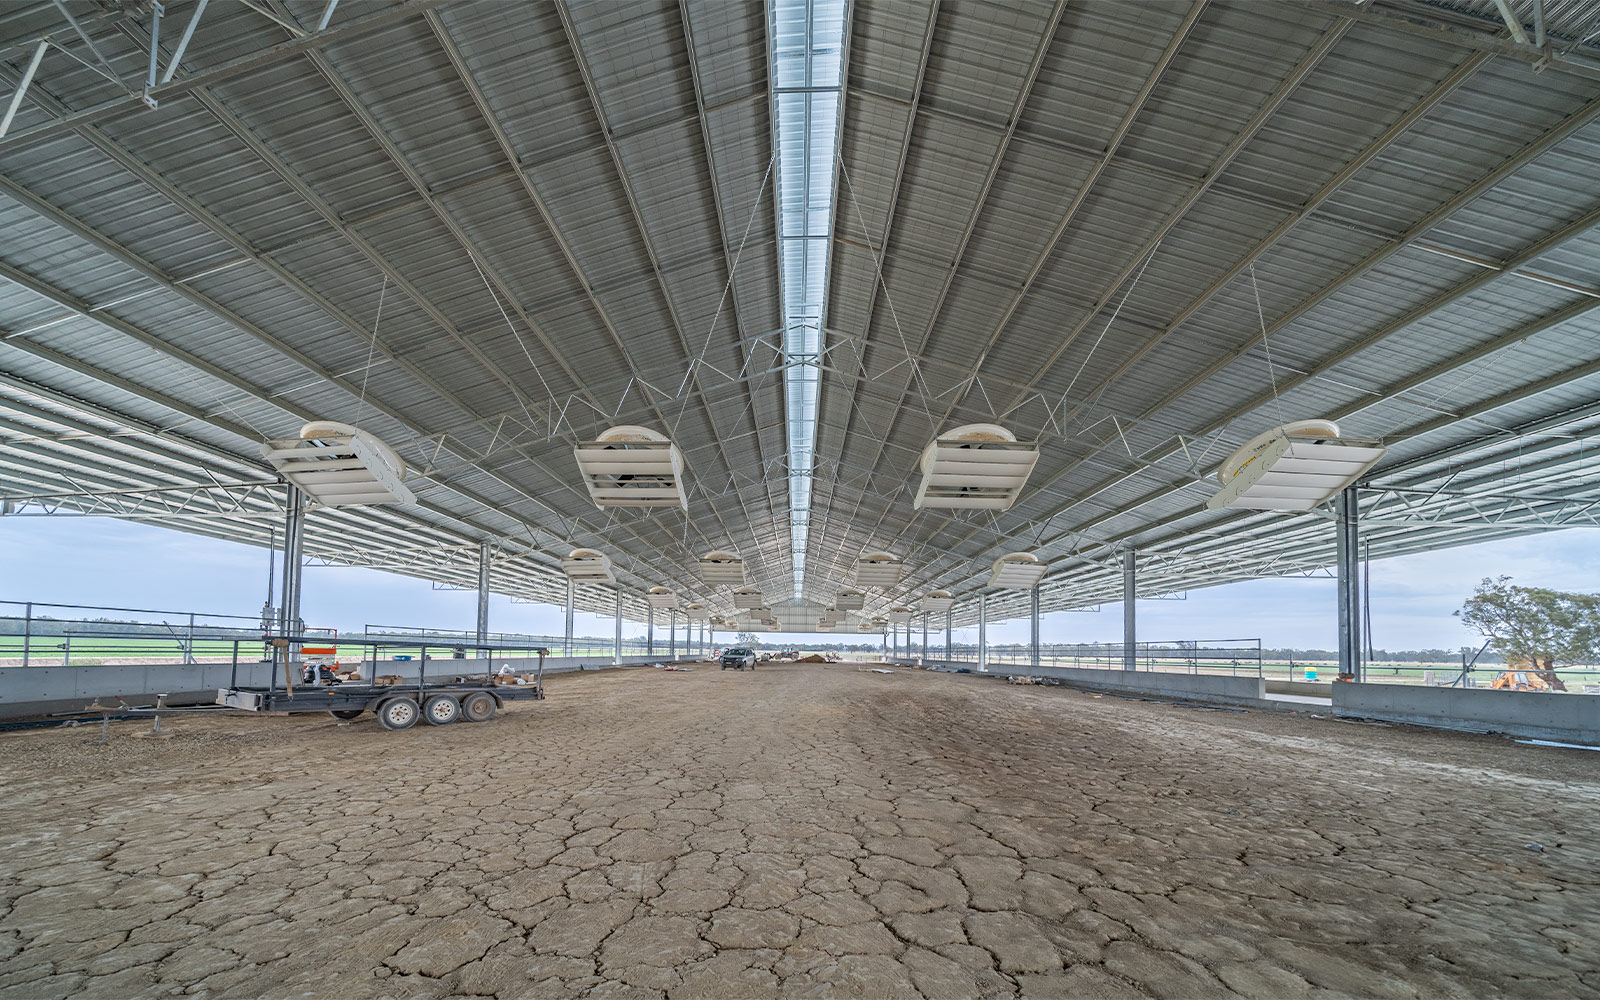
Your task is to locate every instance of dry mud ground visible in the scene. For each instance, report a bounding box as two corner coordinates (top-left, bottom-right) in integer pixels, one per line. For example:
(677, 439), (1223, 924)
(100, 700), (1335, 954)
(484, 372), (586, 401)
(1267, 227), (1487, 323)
(1, 663), (1596, 999)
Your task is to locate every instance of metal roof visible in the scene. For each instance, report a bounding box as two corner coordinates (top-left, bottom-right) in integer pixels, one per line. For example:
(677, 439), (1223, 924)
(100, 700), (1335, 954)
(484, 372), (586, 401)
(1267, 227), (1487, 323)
(1, 0), (1597, 629)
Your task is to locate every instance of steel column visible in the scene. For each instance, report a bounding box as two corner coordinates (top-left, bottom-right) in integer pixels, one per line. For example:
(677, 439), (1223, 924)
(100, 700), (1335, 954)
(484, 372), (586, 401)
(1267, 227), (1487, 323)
(945, 608), (952, 661)
(668, 610), (676, 660)
(1030, 586), (1041, 667)
(1336, 487), (1364, 681)
(475, 540), (489, 646)
(1123, 548), (1136, 671)
(978, 593), (988, 672)
(922, 614), (929, 661)
(279, 485), (305, 651)
(613, 588), (622, 665)
(647, 606), (654, 657)
(564, 578), (574, 657)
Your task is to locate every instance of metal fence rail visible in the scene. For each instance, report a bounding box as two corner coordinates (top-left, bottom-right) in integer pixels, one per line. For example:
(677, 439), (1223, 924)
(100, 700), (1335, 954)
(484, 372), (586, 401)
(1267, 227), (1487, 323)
(917, 638), (1266, 676)
(0, 598), (705, 666)
(364, 624), (695, 660)
(1, 599), (266, 666)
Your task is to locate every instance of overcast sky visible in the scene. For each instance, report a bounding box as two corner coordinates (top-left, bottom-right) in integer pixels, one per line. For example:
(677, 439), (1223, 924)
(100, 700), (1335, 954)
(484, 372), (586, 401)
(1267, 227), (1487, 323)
(2, 515), (1596, 650)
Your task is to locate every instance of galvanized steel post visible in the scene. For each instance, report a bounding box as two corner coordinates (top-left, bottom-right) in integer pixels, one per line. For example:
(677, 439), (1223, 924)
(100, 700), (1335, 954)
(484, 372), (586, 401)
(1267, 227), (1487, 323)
(608, 585), (620, 662)
(564, 578), (574, 657)
(1122, 548), (1136, 671)
(978, 592), (988, 672)
(647, 606), (654, 657)
(1337, 487), (1364, 681)
(279, 485), (304, 638)
(613, 588), (622, 665)
(945, 607), (952, 661)
(667, 609), (676, 660)
(278, 485), (305, 670)
(475, 540), (490, 647)
(1030, 585), (1041, 667)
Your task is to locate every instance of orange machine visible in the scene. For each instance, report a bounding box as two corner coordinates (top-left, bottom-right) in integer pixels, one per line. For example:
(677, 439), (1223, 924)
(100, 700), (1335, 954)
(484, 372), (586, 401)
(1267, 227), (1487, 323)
(1490, 670), (1552, 692)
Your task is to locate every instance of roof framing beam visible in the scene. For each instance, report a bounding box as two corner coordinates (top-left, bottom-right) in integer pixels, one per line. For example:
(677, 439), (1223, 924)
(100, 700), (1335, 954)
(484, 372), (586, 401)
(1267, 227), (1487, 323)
(813, 0), (1071, 597)
(1302, 0), (1600, 82)
(546, 0), (778, 584)
(887, 82), (1600, 602)
(0, 0), (454, 153)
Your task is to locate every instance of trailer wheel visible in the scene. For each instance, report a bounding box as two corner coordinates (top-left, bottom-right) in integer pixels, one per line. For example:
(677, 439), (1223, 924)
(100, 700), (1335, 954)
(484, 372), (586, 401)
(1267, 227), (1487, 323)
(329, 709), (364, 720)
(422, 695), (460, 726)
(460, 691), (497, 723)
(377, 697), (419, 731)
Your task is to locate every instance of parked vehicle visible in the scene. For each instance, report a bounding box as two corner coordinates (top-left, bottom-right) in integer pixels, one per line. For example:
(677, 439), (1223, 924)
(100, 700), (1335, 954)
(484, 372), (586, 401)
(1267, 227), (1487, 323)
(720, 647), (757, 671)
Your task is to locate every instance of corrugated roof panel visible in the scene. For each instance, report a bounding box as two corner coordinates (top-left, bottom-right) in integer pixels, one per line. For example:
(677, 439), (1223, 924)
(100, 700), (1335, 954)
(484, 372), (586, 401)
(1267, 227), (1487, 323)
(919, 0), (1056, 125)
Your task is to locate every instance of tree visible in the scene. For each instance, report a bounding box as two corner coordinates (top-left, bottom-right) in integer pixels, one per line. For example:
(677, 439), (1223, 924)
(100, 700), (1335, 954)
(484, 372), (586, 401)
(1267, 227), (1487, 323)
(734, 631), (761, 648)
(1455, 576), (1600, 690)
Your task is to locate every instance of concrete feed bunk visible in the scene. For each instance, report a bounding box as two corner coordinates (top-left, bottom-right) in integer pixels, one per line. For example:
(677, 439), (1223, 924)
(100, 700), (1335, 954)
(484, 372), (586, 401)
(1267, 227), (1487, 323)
(0, 663), (1594, 998)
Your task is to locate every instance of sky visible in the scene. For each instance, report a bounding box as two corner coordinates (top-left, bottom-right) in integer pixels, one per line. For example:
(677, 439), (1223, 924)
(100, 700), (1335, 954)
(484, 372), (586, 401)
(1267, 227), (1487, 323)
(2, 514), (1597, 650)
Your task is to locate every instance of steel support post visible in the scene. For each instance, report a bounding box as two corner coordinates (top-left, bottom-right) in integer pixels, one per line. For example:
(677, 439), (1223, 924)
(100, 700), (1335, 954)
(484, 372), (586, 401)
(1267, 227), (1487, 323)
(1122, 548), (1137, 671)
(647, 607), (654, 657)
(564, 578), (574, 657)
(475, 540), (490, 647)
(613, 588), (622, 665)
(1030, 586), (1041, 667)
(279, 486), (305, 668)
(945, 608), (952, 661)
(978, 592), (988, 672)
(922, 614), (929, 661)
(279, 486), (304, 636)
(1336, 487), (1364, 681)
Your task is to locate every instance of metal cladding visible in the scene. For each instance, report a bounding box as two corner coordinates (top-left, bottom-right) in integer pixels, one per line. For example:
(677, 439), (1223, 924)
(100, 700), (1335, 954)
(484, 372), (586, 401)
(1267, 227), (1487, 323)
(263, 422), (415, 507)
(699, 551), (748, 586)
(854, 553), (903, 588)
(834, 589), (866, 610)
(1208, 420), (1387, 512)
(561, 548), (616, 584)
(1, 0), (1595, 632)
(989, 552), (1049, 590)
(922, 591), (954, 612)
(645, 587), (676, 609)
(913, 424), (1038, 511)
(573, 426), (688, 510)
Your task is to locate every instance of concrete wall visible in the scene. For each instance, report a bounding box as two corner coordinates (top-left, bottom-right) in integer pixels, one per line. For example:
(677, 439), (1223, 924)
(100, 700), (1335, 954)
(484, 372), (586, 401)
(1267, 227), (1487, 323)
(0, 653), (692, 720)
(1334, 682), (1600, 744)
(1266, 680), (1334, 698)
(911, 659), (1269, 708)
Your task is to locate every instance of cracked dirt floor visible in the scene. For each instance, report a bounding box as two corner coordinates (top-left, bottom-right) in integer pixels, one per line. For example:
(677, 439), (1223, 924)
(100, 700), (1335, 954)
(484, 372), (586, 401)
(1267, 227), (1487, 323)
(1, 663), (1597, 999)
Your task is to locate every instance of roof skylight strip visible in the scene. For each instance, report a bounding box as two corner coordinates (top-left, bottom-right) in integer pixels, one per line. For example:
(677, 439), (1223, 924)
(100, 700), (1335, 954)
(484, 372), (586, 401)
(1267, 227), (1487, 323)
(772, 0), (846, 599)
